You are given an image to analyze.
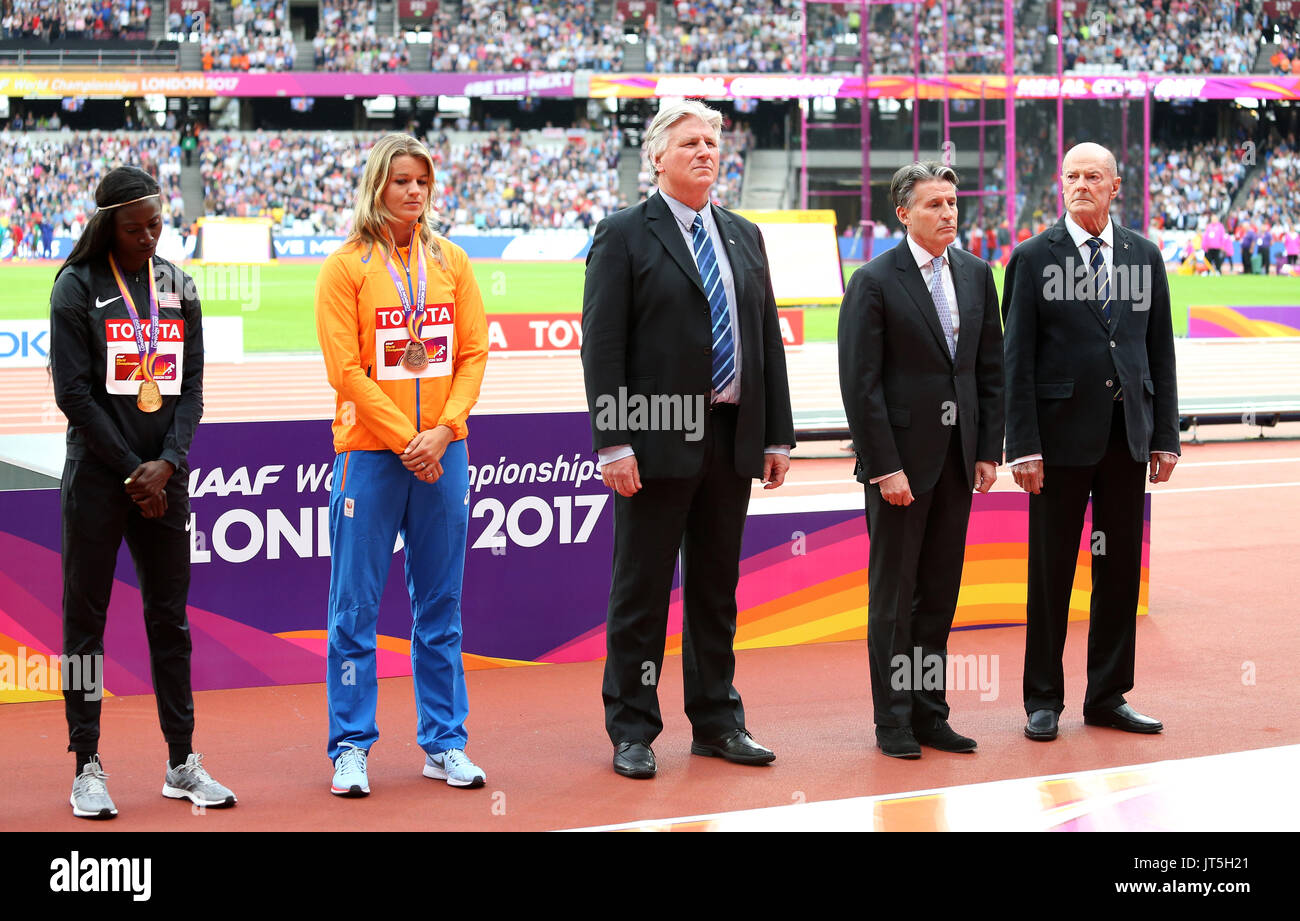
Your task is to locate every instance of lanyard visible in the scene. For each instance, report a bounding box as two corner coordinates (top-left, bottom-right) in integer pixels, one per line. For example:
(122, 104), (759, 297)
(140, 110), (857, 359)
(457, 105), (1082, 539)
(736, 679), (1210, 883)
(107, 254), (159, 382)
(383, 234), (427, 343)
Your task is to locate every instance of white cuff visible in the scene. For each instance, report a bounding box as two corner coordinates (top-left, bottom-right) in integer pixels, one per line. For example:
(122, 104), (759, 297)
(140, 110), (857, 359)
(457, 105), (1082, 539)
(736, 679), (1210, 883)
(596, 445), (634, 469)
(869, 469), (904, 485)
(764, 445), (791, 456)
(1009, 454), (1043, 467)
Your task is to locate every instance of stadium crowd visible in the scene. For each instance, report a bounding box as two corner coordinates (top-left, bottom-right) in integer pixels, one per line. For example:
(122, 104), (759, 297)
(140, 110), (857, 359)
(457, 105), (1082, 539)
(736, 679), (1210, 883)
(2, 0), (151, 39)
(314, 0), (409, 73)
(198, 127), (632, 236)
(1148, 140), (1251, 231)
(1063, 1), (1261, 73)
(428, 0), (623, 73)
(645, 0), (801, 73)
(201, 0), (296, 72)
(0, 131), (183, 258)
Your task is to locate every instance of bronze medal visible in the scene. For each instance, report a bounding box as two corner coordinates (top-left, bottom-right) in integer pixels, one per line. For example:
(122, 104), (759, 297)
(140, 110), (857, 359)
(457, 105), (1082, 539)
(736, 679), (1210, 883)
(137, 379), (162, 413)
(402, 339), (429, 373)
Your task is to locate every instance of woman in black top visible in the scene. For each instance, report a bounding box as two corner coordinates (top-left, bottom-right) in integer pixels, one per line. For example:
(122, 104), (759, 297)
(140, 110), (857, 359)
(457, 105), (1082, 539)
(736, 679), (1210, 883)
(50, 166), (236, 818)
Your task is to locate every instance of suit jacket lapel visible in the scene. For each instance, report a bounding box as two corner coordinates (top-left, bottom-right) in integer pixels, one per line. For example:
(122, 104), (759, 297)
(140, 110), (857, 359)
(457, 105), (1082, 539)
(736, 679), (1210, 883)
(1047, 218), (1110, 334)
(711, 205), (746, 308)
(1108, 225), (1136, 332)
(948, 246), (981, 365)
(895, 237), (953, 363)
(646, 192), (707, 299)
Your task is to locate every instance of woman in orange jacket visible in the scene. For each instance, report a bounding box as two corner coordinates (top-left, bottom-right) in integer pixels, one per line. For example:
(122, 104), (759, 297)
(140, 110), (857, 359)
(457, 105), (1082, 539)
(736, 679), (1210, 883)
(315, 134), (489, 796)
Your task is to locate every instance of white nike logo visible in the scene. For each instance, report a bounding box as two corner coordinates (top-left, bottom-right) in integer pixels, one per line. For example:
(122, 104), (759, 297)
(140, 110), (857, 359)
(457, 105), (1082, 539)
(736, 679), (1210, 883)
(94, 296), (122, 310)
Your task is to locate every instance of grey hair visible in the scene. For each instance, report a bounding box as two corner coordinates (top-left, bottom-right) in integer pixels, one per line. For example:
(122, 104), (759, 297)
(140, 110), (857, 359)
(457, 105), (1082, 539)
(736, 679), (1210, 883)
(642, 99), (723, 185)
(890, 161), (960, 211)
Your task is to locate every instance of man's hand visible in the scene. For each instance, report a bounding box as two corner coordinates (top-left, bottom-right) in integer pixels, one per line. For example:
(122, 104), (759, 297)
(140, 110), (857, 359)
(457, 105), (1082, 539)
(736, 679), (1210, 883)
(601, 455), (641, 497)
(125, 460), (175, 501)
(1149, 452), (1178, 484)
(402, 425), (454, 484)
(974, 460), (997, 494)
(761, 453), (789, 490)
(134, 492), (168, 519)
(878, 470), (914, 506)
(1012, 459), (1044, 494)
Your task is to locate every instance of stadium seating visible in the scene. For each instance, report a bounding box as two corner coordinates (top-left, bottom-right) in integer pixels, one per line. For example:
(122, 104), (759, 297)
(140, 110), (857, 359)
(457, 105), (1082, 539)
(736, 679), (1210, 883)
(1065, 1), (1261, 74)
(1, 0), (152, 39)
(201, 0), (296, 72)
(198, 128), (631, 235)
(1149, 140), (1251, 230)
(314, 0), (409, 73)
(0, 131), (183, 257)
(428, 0), (623, 73)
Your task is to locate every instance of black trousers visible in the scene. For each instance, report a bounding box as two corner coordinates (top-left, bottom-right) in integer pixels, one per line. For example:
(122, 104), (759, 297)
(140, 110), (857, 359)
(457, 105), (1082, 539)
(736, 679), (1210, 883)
(1023, 402), (1147, 715)
(864, 427), (973, 728)
(602, 404), (751, 745)
(61, 458), (195, 753)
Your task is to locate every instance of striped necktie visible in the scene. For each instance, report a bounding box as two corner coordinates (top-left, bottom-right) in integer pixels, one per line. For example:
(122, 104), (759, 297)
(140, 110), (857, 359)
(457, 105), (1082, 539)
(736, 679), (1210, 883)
(1085, 236), (1111, 320)
(691, 214), (735, 394)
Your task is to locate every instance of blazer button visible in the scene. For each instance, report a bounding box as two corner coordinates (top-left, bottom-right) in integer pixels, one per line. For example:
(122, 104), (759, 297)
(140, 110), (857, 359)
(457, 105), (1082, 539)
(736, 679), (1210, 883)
(1110, 340), (1117, 348)
(1106, 379), (1114, 387)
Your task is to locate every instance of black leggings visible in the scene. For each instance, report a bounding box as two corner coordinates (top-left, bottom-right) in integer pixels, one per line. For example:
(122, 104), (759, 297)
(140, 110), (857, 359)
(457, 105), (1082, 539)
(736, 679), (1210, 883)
(61, 458), (194, 753)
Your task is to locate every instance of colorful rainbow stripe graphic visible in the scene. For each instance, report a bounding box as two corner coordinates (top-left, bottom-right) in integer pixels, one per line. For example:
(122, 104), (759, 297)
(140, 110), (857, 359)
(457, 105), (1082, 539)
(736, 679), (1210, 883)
(1188, 305), (1300, 338)
(1, 494), (1151, 700)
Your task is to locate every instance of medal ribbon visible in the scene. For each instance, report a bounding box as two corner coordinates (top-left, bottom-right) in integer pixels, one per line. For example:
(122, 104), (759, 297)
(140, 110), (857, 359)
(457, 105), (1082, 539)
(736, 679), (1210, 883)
(107, 254), (160, 382)
(384, 234), (427, 345)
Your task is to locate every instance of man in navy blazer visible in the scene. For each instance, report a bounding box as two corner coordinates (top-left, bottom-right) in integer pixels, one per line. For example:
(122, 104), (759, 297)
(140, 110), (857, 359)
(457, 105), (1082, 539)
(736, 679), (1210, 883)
(838, 162), (1005, 759)
(1002, 142), (1180, 742)
(581, 100), (795, 779)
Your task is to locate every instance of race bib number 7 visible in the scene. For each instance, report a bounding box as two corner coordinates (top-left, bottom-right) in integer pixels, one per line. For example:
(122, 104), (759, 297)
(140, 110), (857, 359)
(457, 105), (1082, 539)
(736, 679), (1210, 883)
(374, 303), (454, 380)
(104, 318), (184, 395)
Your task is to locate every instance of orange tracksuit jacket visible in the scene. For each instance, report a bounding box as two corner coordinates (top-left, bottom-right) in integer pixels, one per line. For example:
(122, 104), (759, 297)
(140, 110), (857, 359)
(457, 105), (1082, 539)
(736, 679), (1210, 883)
(315, 236), (488, 455)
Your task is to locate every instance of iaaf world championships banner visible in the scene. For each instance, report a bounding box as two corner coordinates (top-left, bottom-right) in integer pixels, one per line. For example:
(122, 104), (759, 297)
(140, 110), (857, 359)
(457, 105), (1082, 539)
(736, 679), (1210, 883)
(1, 71), (1297, 100)
(0, 412), (1149, 702)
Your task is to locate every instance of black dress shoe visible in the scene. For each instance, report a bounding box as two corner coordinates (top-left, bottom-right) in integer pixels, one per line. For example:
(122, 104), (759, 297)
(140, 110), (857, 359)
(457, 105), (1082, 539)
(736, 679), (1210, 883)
(1083, 703), (1163, 734)
(914, 717), (977, 752)
(690, 729), (775, 765)
(1024, 709), (1059, 741)
(875, 726), (922, 759)
(613, 740), (656, 778)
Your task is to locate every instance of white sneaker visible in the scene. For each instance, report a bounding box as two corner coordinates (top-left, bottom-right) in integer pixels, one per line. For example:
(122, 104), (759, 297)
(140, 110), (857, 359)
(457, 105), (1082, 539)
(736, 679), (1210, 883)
(331, 743), (370, 797)
(423, 748), (486, 788)
(163, 753), (237, 807)
(70, 756), (118, 819)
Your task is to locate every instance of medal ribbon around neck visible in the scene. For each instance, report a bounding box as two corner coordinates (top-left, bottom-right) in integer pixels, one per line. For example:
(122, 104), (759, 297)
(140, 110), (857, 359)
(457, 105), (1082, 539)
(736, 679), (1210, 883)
(384, 230), (427, 346)
(108, 254), (160, 385)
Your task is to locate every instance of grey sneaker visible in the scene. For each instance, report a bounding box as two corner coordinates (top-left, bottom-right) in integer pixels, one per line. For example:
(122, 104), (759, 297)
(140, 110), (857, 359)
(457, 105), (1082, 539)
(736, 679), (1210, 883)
(423, 748), (486, 788)
(162, 753), (237, 807)
(70, 756), (118, 819)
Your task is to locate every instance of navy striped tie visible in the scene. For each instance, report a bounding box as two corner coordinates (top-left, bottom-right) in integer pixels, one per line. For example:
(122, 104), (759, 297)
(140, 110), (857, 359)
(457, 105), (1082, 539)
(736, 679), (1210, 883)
(1085, 236), (1111, 320)
(691, 214), (735, 394)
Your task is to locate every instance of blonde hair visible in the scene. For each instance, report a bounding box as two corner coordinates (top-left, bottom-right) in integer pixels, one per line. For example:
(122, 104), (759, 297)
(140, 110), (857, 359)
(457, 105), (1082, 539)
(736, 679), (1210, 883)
(347, 133), (447, 270)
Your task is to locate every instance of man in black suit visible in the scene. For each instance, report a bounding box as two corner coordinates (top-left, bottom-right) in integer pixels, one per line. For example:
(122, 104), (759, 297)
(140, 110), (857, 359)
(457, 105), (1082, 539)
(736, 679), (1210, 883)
(580, 100), (795, 779)
(838, 162), (1005, 759)
(1003, 142), (1180, 742)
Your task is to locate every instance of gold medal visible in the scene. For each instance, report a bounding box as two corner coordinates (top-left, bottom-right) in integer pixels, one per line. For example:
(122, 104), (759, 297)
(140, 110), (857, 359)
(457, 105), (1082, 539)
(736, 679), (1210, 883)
(137, 379), (162, 413)
(401, 339), (429, 373)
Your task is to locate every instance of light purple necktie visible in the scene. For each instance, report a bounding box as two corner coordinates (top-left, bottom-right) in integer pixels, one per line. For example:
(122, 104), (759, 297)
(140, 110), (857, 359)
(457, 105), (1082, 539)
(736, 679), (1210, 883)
(929, 255), (956, 359)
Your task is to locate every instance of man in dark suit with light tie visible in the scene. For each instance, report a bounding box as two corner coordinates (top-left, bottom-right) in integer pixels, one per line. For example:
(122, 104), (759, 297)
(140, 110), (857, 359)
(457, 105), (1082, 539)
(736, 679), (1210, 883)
(838, 162), (1005, 759)
(580, 100), (796, 779)
(1003, 142), (1180, 742)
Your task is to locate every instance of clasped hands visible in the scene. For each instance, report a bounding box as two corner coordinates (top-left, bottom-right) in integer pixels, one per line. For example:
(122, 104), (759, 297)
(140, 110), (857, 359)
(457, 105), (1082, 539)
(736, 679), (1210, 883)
(401, 425), (454, 483)
(125, 460), (175, 519)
